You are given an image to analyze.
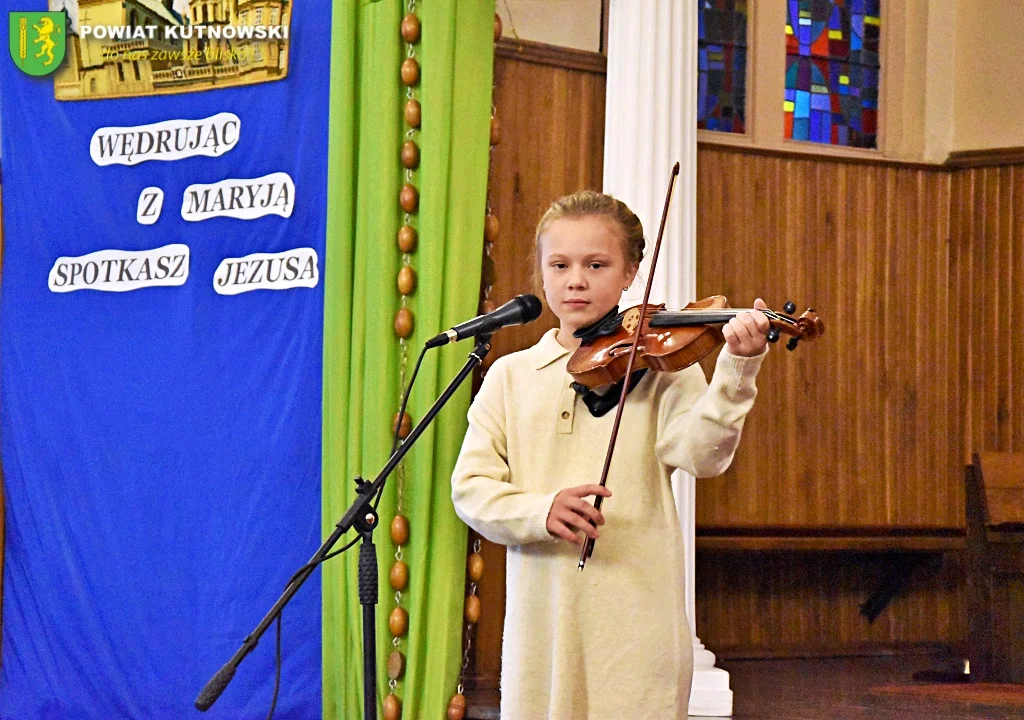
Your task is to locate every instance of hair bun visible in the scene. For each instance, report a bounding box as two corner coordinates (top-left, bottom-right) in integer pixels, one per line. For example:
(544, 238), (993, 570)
(535, 190), (646, 269)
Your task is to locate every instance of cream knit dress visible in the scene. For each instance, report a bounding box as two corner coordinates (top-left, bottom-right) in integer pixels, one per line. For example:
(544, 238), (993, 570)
(451, 328), (765, 720)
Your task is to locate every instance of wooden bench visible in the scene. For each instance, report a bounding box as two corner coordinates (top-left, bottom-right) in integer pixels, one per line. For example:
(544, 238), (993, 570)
(965, 451), (1024, 682)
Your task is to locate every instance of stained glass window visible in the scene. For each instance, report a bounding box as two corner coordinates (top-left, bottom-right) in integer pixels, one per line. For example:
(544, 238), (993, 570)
(785, 0), (880, 148)
(698, 0), (748, 134)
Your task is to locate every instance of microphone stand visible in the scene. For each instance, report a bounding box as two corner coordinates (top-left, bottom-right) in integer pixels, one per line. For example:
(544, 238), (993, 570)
(196, 335), (493, 719)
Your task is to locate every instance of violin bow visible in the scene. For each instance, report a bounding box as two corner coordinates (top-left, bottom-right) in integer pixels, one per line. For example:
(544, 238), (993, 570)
(579, 162), (680, 571)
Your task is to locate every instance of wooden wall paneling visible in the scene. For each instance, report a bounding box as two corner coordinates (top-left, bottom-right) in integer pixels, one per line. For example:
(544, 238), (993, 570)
(970, 169), (990, 457)
(851, 164), (885, 525)
(954, 165), (1024, 456)
(1013, 166), (1024, 452)
(959, 167), (974, 467)
(930, 169), (958, 523)
(992, 166), (1015, 450)
(950, 167), (974, 482)
(1005, 167), (1015, 447)
(949, 168), (966, 473)
(694, 151), (961, 529)
(964, 169), (981, 457)
(981, 168), (1000, 454)
(887, 165), (957, 527)
(693, 156), (1024, 652)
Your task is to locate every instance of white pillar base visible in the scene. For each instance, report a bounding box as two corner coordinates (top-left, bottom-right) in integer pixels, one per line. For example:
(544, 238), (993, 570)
(688, 642), (732, 717)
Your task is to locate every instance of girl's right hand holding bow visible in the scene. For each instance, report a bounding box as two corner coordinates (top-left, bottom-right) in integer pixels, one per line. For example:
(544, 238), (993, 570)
(545, 485), (612, 544)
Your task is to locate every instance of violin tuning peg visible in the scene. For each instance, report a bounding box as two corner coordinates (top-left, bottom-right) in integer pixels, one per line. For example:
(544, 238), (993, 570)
(786, 338), (800, 351)
(784, 301), (797, 314)
(766, 329), (781, 344)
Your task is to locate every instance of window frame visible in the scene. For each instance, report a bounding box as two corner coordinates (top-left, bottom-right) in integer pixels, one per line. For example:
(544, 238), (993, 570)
(697, 0), (754, 137)
(698, 0), (900, 162)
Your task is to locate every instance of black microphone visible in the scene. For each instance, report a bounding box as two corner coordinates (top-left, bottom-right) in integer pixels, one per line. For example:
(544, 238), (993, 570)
(195, 661), (237, 711)
(425, 294), (542, 349)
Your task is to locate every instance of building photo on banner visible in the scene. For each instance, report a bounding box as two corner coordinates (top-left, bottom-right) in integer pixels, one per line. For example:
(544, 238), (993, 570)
(2, 1), (1024, 719)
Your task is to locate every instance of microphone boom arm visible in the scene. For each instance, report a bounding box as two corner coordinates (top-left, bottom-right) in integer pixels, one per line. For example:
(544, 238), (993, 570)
(195, 336), (494, 718)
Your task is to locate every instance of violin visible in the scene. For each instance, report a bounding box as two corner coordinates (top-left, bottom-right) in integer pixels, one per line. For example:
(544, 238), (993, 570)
(567, 295), (824, 390)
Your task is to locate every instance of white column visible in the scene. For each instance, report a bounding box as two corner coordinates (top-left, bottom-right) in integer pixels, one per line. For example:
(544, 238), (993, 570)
(603, 1), (732, 716)
(674, 474), (733, 718)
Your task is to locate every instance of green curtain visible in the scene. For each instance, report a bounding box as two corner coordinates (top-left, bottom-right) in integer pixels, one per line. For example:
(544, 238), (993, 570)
(322, 1), (495, 718)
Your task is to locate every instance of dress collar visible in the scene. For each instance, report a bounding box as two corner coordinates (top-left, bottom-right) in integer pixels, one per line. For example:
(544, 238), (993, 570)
(531, 328), (572, 370)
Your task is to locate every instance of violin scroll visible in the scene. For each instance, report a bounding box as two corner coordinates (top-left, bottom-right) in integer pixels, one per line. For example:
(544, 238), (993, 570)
(764, 301), (824, 352)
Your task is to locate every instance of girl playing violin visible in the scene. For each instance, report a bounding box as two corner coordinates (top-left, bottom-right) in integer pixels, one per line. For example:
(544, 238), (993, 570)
(451, 190), (770, 719)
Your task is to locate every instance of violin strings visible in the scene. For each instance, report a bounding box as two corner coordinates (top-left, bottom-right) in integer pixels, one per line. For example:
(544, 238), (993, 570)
(652, 309), (799, 326)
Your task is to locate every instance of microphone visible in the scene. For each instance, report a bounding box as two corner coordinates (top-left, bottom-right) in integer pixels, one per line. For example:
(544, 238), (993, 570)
(195, 661), (237, 711)
(425, 294), (542, 349)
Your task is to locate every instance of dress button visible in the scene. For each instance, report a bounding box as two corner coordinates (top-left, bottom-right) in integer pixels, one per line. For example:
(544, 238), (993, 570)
(561, 411), (570, 419)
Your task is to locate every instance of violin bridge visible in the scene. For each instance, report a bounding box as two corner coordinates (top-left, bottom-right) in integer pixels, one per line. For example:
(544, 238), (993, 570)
(621, 307), (641, 335)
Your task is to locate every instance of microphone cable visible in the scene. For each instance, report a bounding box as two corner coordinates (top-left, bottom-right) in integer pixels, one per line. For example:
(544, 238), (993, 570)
(378, 343), (429, 509)
(264, 534), (361, 720)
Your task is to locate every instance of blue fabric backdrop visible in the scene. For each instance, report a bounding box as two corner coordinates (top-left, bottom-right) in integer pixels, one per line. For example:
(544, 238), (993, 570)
(0, 2), (328, 717)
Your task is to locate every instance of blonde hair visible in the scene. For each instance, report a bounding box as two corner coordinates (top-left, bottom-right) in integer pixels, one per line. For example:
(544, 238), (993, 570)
(532, 190), (645, 293)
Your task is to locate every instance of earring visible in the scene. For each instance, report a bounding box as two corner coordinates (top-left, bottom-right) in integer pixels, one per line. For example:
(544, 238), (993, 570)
(623, 286), (629, 291)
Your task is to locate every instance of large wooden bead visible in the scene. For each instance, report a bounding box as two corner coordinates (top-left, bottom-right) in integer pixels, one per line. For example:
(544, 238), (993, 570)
(490, 116), (501, 146)
(389, 606), (409, 637)
(390, 560), (409, 590)
(383, 692), (402, 720)
(449, 693), (467, 718)
(391, 514), (410, 545)
(398, 266), (416, 296)
(392, 413), (412, 440)
(401, 140), (420, 169)
(405, 99), (421, 128)
(401, 57), (420, 86)
(481, 254), (496, 287)
(464, 594), (481, 624)
(467, 552), (484, 582)
(401, 13), (420, 44)
(484, 214), (500, 243)
(399, 183), (419, 213)
(448, 692), (467, 720)
(387, 649), (407, 680)
(394, 308), (414, 338)
(493, 12), (503, 42)
(397, 225), (418, 253)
